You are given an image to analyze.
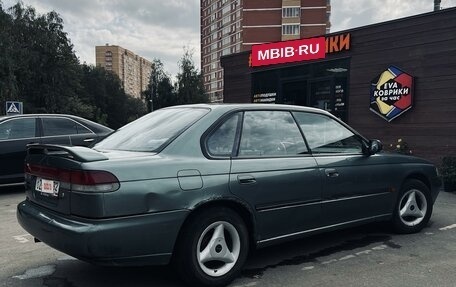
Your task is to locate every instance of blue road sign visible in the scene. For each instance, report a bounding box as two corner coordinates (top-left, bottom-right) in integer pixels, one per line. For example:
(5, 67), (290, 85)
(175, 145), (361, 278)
(6, 101), (23, 115)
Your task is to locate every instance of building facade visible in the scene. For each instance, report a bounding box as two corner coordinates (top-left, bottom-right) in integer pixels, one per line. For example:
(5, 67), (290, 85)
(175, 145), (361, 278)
(201, 0), (331, 102)
(95, 45), (153, 99)
(221, 7), (456, 164)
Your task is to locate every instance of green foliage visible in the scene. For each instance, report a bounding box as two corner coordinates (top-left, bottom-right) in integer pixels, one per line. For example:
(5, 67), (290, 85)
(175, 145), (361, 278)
(387, 138), (412, 155)
(143, 51), (208, 112)
(0, 2), (147, 129)
(0, 3), (207, 129)
(440, 157), (456, 188)
(175, 48), (209, 105)
(143, 59), (177, 111)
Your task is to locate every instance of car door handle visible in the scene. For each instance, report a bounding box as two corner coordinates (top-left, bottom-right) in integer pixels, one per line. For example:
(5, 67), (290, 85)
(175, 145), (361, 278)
(238, 175), (256, 185)
(84, 138), (95, 142)
(325, 169), (339, 178)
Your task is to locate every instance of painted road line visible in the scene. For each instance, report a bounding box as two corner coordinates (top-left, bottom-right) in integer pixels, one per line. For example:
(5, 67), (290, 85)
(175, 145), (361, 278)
(302, 266), (315, 271)
(13, 234), (32, 243)
(13, 265), (56, 280)
(372, 244), (387, 250)
(439, 224), (456, 231)
(339, 255), (356, 261)
(355, 250), (372, 256)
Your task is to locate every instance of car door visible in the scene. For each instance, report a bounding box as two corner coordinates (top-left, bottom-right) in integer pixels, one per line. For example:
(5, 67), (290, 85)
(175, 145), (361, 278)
(293, 111), (395, 226)
(0, 117), (40, 186)
(40, 116), (97, 146)
(228, 110), (322, 242)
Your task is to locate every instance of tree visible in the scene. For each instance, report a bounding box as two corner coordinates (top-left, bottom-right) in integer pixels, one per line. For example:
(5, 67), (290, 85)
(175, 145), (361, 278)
(143, 59), (177, 111)
(175, 48), (209, 105)
(80, 64), (146, 129)
(0, 3), (18, 104)
(0, 3), (84, 115)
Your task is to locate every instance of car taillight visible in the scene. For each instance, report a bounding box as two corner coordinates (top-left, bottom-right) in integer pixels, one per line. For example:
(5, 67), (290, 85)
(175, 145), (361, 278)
(70, 170), (120, 192)
(25, 164), (120, 193)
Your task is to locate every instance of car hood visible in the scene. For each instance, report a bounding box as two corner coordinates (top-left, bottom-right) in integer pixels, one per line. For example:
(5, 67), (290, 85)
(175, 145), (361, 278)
(378, 152), (433, 165)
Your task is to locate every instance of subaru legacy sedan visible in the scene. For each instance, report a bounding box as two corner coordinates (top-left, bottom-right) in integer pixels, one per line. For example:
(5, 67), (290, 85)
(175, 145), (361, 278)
(17, 104), (440, 286)
(0, 114), (113, 188)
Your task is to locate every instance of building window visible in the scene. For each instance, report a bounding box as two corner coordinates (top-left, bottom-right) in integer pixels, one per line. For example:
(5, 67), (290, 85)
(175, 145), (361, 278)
(282, 7), (300, 18)
(222, 4), (230, 15)
(282, 24), (300, 35)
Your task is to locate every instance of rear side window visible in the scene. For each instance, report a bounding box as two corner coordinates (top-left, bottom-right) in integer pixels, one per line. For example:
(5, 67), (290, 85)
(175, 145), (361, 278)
(206, 113), (240, 157)
(0, 118), (36, 140)
(238, 111), (308, 157)
(42, 118), (92, 136)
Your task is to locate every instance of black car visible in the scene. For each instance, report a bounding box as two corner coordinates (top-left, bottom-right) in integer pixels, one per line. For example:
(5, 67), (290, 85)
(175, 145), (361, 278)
(0, 114), (113, 188)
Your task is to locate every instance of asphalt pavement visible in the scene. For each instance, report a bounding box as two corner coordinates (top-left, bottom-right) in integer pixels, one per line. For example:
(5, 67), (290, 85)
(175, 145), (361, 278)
(1, 188), (455, 287)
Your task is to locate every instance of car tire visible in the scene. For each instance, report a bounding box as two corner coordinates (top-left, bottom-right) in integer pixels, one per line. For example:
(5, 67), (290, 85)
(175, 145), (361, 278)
(392, 179), (433, 234)
(174, 207), (249, 287)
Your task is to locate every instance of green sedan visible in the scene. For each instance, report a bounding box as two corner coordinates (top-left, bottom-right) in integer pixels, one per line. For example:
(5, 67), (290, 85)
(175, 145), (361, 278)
(17, 104), (441, 286)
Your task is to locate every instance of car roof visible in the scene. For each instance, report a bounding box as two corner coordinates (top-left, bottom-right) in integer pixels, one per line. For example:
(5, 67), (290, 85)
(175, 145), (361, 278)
(1, 114), (85, 119)
(0, 114), (113, 132)
(162, 103), (332, 115)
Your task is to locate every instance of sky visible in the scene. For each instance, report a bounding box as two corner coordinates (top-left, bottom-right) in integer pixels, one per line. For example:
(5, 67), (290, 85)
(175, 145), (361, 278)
(1, 0), (455, 77)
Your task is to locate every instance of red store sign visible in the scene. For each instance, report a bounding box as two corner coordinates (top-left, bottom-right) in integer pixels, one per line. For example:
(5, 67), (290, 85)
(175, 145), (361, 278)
(251, 37), (326, 67)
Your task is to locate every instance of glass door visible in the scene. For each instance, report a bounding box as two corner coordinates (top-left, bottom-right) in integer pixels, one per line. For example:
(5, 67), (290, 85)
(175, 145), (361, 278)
(281, 80), (308, 105)
(309, 78), (334, 112)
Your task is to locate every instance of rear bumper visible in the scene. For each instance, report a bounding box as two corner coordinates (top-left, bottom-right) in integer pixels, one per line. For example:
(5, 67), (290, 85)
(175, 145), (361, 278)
(17, 200), (189, 266)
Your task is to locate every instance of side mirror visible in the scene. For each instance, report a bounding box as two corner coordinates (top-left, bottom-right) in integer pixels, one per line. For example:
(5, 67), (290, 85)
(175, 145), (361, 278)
(368, 139), (383, 155)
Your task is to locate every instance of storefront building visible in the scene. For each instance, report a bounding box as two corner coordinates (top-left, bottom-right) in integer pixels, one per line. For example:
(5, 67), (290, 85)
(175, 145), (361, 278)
(220, 7), (456, 164)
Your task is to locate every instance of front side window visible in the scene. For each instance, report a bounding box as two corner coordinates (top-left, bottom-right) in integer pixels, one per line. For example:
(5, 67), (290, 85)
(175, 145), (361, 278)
(293, 112), (363, 154)
(0, 118), (36, 140)
(238, 111), (307, 157)
(95, 108), (209, 152)
(42, 118), (92, 136)
(206, 113), (240, 157)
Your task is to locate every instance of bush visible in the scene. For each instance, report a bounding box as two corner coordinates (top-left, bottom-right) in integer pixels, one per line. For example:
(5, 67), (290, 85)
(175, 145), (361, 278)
(388, 138), (412, 155)
(440, 157), (456, 192)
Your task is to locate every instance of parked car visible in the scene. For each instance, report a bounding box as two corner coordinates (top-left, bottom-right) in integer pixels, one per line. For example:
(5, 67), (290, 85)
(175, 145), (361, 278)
(0, 114), (113, 188)
(17, 104), (441, 286)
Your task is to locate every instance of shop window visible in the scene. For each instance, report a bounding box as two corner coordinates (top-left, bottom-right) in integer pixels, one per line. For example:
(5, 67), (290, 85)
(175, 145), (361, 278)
(252, 70), (278, 102)
(251, 58), (349, 122)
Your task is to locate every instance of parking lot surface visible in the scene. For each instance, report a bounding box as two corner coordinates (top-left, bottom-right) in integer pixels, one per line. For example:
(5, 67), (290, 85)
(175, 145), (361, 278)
(1, 188), (455, 287)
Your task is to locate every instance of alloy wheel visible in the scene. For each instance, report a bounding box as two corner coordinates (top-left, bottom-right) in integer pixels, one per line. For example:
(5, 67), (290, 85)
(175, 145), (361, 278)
(196, 221), (241, 277)
(398, 189), (428, 227)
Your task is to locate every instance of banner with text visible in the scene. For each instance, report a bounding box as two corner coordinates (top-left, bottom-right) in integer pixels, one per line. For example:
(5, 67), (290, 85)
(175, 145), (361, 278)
(251, 37), (326, 67)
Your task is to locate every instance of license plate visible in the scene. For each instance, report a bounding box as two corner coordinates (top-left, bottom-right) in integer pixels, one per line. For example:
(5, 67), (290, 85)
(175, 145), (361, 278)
(35, 178), (60, 197)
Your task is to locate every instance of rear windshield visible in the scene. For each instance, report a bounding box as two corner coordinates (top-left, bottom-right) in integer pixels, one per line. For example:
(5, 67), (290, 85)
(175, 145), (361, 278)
(94, 107), (209, 152)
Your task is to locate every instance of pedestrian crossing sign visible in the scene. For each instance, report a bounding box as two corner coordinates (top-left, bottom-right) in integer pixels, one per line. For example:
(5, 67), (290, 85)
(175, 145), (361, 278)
(6, 101), (23, 115)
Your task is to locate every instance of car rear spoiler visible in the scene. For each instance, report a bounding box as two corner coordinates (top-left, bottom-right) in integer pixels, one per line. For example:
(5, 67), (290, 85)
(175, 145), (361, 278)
(27, 144), (109, 162)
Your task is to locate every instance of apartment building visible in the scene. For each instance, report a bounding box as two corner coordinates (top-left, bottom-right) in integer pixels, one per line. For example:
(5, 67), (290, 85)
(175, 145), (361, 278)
(201, 0), (331, 102)
(95, 45), (153, 99)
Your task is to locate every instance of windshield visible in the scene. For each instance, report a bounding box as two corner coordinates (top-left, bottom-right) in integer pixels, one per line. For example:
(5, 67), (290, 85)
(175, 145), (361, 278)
(94, 107), (209, 152)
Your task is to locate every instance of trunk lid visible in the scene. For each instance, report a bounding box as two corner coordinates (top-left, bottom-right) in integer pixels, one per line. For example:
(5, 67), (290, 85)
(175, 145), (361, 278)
(24, 144), (113, 216)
